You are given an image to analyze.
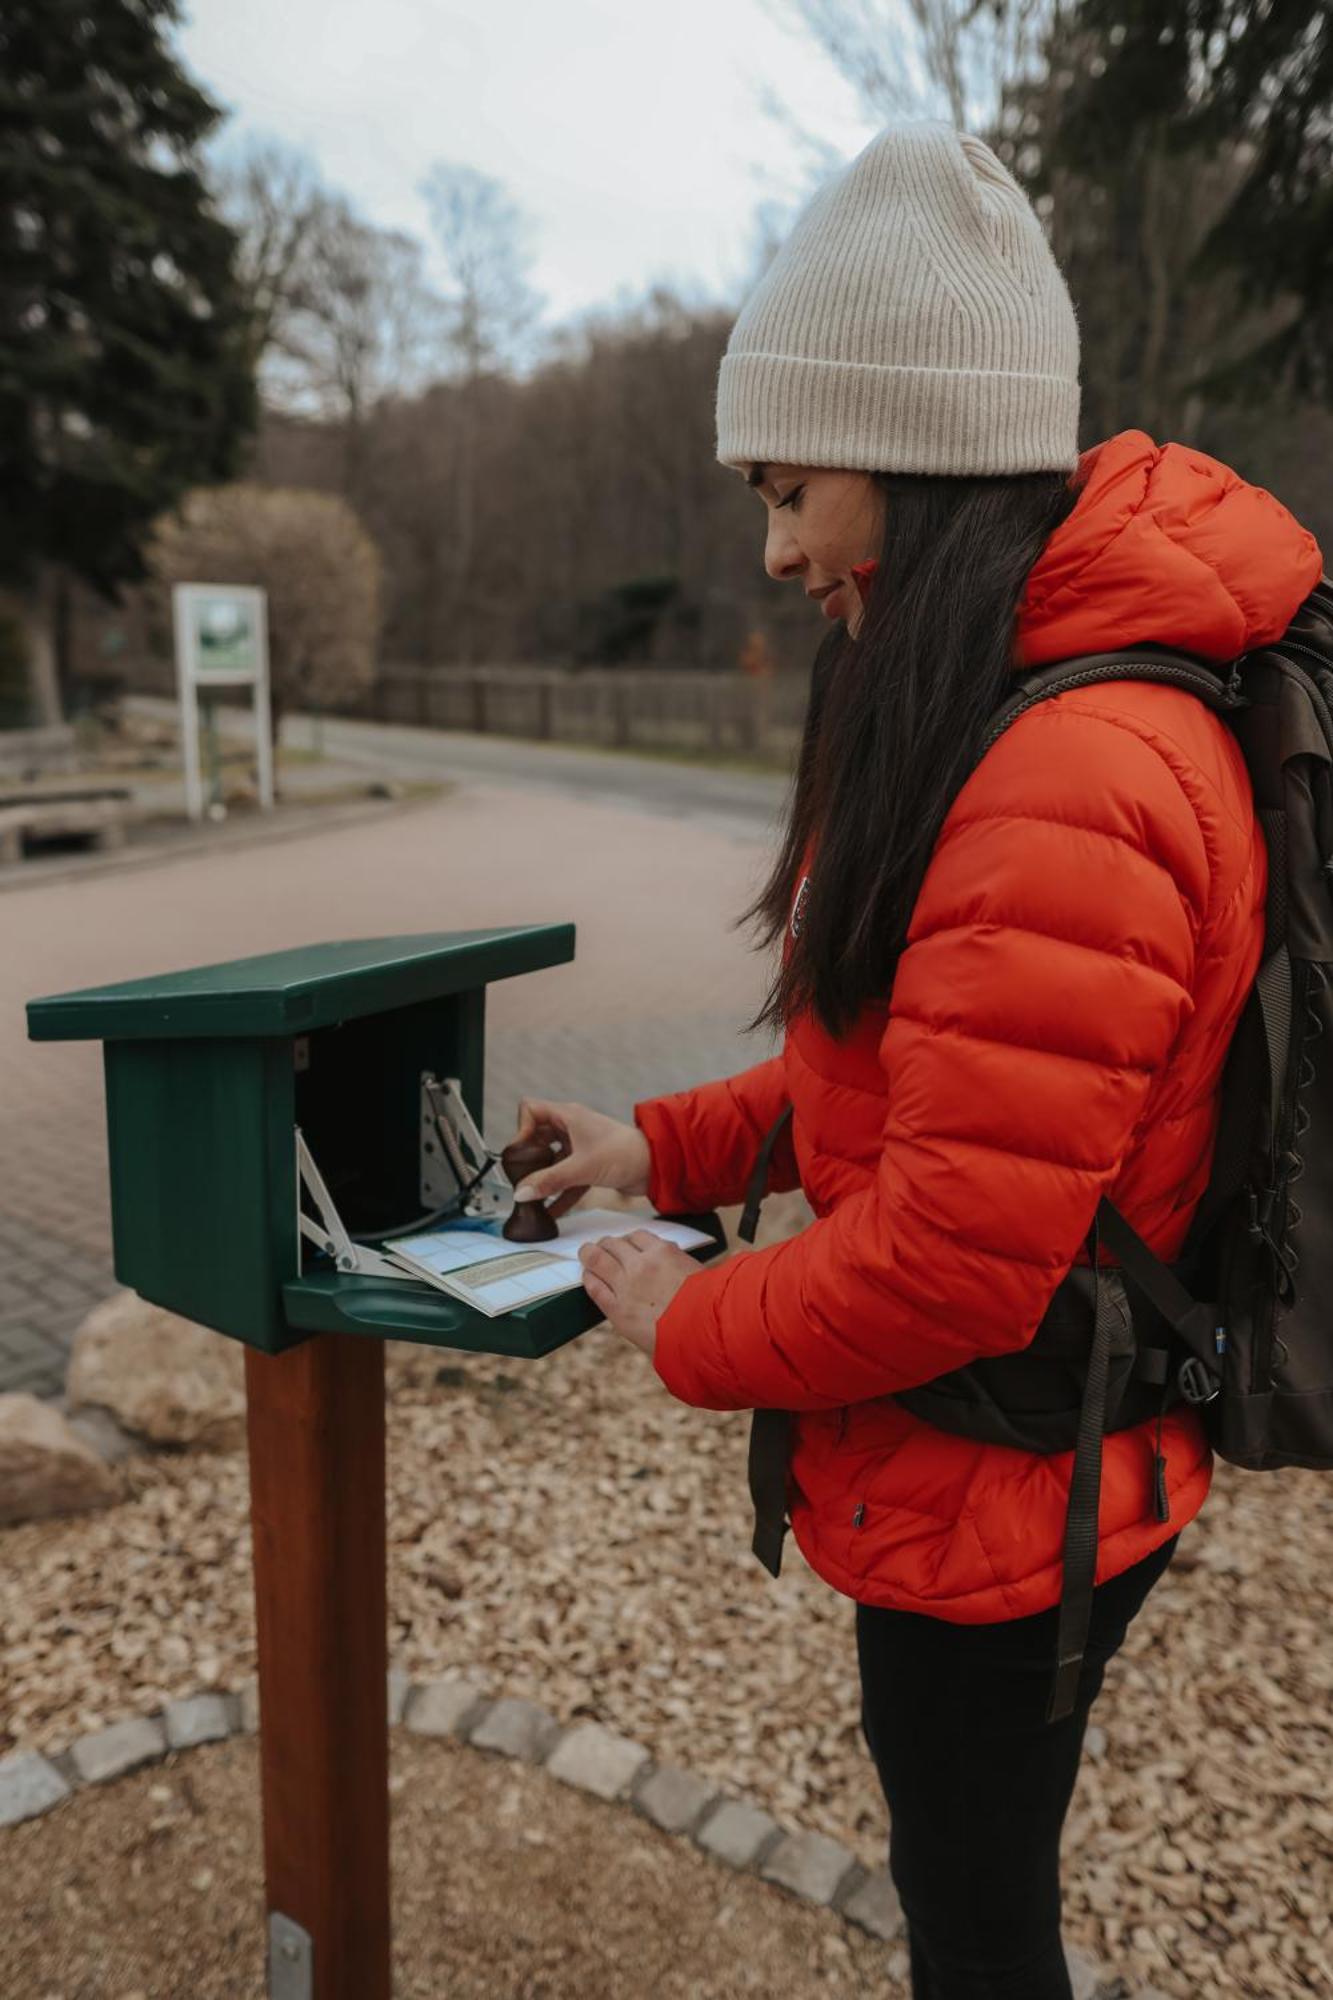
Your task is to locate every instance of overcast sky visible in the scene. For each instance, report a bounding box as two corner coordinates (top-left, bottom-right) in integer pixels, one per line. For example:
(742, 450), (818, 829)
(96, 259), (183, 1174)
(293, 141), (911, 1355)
(176, 0), (889, 334)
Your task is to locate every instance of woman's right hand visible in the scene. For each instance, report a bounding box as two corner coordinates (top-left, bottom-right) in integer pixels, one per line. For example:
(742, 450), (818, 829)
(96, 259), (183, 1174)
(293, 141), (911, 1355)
(506, 1098), (652, 1221)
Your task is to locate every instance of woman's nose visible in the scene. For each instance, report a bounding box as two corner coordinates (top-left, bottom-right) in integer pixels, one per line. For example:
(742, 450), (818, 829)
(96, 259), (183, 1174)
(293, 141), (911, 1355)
(764, 516), (804, 583)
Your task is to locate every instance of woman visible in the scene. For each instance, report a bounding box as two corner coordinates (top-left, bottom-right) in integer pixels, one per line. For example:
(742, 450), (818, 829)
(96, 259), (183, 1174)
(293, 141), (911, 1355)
(504, 123), (1323, 1997)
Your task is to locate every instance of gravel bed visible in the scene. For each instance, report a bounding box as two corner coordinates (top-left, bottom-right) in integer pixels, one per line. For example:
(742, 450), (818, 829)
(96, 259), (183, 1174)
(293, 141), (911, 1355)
(2, 1207), (1329, 1999)
(0, 1734), (895, 1997)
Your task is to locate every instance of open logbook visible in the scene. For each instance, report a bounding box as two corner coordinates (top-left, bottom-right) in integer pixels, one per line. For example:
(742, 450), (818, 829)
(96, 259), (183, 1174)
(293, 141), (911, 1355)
(380, 1208), (715, 1317)
(295, 1075), (714, 1320)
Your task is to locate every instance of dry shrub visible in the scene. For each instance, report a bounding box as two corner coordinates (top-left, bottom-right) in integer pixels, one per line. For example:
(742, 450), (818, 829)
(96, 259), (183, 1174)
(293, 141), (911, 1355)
(150, 484), (381, 731)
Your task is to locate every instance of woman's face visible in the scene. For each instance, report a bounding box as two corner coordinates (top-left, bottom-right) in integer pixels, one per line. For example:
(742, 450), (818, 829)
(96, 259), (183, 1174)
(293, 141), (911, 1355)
(747, 462), (883, 636)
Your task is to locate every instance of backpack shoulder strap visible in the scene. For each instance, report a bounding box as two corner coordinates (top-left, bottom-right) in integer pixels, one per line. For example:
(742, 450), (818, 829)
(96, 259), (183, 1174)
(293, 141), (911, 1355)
(741, 1102), (796, 1576)
(983, 645), (1245, 757)
(739, 1102), (794, 1246)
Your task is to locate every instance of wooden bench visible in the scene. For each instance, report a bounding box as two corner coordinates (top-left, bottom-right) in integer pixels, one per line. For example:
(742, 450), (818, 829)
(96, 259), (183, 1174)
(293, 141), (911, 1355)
(0, 794), (133, 865)
(0, 725), (82, 783)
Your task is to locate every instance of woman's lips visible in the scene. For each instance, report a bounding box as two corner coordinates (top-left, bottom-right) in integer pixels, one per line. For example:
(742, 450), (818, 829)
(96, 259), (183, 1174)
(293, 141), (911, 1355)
(820, 584), (845, 620)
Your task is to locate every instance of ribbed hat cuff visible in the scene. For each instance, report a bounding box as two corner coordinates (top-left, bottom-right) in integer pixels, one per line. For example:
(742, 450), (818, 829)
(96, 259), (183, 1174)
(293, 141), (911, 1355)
(716, 351), (1080, 477)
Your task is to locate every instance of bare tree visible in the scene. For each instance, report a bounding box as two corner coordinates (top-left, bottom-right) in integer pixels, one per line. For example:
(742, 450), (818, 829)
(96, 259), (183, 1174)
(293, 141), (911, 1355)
(761, 0), (1059, 142)
(418, 163), (544, 662)
(285, 203), (445, 493)
(210, 135), (328, 369)
(211, 137), (447, 468)
(419, 162), (543, 380)
(738, 2), (1060, 307)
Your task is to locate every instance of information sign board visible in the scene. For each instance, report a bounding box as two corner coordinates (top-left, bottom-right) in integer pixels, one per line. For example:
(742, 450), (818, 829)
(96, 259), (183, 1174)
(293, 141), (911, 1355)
(172, 583), (275, 820)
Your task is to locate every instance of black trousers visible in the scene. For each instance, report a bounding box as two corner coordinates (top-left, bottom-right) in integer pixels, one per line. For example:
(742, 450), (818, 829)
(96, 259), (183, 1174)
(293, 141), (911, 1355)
(855, 1534), (1178, 2000)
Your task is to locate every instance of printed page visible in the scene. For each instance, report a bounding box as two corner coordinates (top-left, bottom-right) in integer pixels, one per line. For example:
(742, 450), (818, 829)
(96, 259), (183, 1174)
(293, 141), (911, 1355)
(382, 1208), (714, 1318)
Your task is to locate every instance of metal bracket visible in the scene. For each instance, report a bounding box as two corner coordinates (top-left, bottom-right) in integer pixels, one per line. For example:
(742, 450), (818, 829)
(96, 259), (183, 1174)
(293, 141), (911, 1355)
(420, 1073), (509, 1220)
(268, 1911), (313, 2000)
(294, 1074), (512, 1282)
(295, 1128), (412, 1280)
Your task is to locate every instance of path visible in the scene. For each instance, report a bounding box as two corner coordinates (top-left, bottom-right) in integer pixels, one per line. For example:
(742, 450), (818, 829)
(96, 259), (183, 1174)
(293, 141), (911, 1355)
(1, 753), (784, 1394)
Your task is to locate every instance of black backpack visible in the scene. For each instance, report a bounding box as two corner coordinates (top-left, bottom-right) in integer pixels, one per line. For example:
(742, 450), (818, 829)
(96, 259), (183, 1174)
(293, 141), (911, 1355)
(742, 576), (1333, 1722)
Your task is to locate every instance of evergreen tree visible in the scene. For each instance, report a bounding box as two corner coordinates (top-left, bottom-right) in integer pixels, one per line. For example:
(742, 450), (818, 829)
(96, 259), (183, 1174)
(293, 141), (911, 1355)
(0, 0), (256, 721)
(1031, 1), (1333, 414)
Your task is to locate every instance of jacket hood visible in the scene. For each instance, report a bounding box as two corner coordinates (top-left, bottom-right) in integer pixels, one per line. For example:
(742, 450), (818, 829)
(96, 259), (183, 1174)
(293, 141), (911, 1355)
(1014, 428), (1324, 667)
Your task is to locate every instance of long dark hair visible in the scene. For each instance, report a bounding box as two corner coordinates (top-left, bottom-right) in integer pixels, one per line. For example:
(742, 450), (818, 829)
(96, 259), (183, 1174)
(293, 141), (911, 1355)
(741, 468), (1081, 1040)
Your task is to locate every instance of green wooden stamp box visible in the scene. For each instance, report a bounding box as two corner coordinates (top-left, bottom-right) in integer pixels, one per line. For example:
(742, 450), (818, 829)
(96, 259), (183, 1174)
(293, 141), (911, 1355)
(27, 928), (723, 1359)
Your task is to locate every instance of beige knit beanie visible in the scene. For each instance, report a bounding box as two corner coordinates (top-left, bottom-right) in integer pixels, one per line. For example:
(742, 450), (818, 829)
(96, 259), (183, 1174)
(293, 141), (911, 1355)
(716, 120), (1081, 477)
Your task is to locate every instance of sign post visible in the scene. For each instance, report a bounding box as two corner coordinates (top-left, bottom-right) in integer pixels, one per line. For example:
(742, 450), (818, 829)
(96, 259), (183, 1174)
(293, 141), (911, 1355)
(172, 584), (275, 821)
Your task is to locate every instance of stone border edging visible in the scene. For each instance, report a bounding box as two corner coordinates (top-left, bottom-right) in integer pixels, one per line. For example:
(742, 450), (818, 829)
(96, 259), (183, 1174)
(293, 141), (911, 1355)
(0, 1674), (1161, 1999)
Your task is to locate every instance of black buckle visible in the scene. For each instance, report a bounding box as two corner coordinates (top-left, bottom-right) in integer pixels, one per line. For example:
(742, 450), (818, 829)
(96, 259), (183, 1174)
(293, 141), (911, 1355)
(1246, 1186), (1273, 1241)
(1178, 1356), (1221, 1405)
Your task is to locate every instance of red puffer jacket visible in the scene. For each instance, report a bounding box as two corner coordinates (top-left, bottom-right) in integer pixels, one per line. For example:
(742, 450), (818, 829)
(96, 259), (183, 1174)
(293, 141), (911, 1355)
(633, 429), (1324, 1622)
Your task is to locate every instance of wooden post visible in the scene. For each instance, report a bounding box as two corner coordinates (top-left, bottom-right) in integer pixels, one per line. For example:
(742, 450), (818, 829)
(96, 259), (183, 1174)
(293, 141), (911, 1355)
(612, 677), (631, 749)
(246, 1335), (390, 2000)
(708, 678), (725, 755)
(743, 676), (770, 756)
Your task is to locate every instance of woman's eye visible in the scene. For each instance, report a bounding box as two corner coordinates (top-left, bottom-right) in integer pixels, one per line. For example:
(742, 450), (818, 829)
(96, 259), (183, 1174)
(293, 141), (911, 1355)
(775, 486), (805, 512)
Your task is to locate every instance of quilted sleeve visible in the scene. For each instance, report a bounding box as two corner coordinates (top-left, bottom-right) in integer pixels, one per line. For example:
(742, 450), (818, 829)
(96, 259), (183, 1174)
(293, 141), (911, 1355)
(651, 703), (1211, 1411)
(633, 1054), (799, 1215)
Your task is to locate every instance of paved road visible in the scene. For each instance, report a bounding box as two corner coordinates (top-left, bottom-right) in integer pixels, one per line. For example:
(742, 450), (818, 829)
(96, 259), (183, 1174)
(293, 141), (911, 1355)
(129, 698), (794, 844)
(2, 741), (789, 1396)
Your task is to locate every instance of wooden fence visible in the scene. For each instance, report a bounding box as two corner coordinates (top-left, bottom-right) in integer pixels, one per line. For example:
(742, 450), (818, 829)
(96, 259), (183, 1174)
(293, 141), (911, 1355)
(362, 666), (809, 759)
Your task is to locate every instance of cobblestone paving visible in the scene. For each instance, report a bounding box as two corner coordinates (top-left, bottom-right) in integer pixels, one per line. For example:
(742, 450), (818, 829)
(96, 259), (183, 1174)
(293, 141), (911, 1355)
(1, 773), (779, 1396)
(0, 1212), (114, 1400)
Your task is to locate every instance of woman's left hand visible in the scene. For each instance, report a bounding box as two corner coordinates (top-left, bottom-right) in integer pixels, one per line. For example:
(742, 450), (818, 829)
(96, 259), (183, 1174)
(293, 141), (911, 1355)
(577, 1231), (699, 1359)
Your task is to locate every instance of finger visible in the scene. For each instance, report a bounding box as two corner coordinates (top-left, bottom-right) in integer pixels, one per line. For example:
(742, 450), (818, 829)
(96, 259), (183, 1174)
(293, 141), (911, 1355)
(512, 1100), (568, 1152)
(578, 1243), (619, 1284)
(513, 1097), (548, 1143)
(593, 1234), (643, 1271)
(545, 1182), (590, 1221)
(624, 1230), (661, 1253)
(512, 1157), (583, 1202)
(513, 1170), (580, 1205)
(581, 1268), (615, 1319)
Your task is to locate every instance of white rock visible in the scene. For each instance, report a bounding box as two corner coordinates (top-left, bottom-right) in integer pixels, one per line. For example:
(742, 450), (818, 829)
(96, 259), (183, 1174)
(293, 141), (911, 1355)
(545, 1720), (649, 1802)
(695, 1798), (781, 1869)
(65, 1403), (136, 1464)
(0, 1750), (70, 1828)
(761, 1829), (858, 1906)
(1067, 1945), (1120, 2000)
(469, 1697), (558, 1763)
(387, 1668), (412, 1725)
(71, 1716), (166, 1785)
(164, 1695), (232, 1751)
(634, 1764), (719, 1835)
(840, 1867), (904, 1941)
(404, 1677), (489, 1739)
(0, 1393), (117, 1525)
(66, 1290), (244, 1451)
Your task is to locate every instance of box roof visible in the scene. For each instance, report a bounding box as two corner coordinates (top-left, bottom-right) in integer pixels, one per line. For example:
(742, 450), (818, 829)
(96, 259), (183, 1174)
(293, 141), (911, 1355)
(27, 926), (575, 1041)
